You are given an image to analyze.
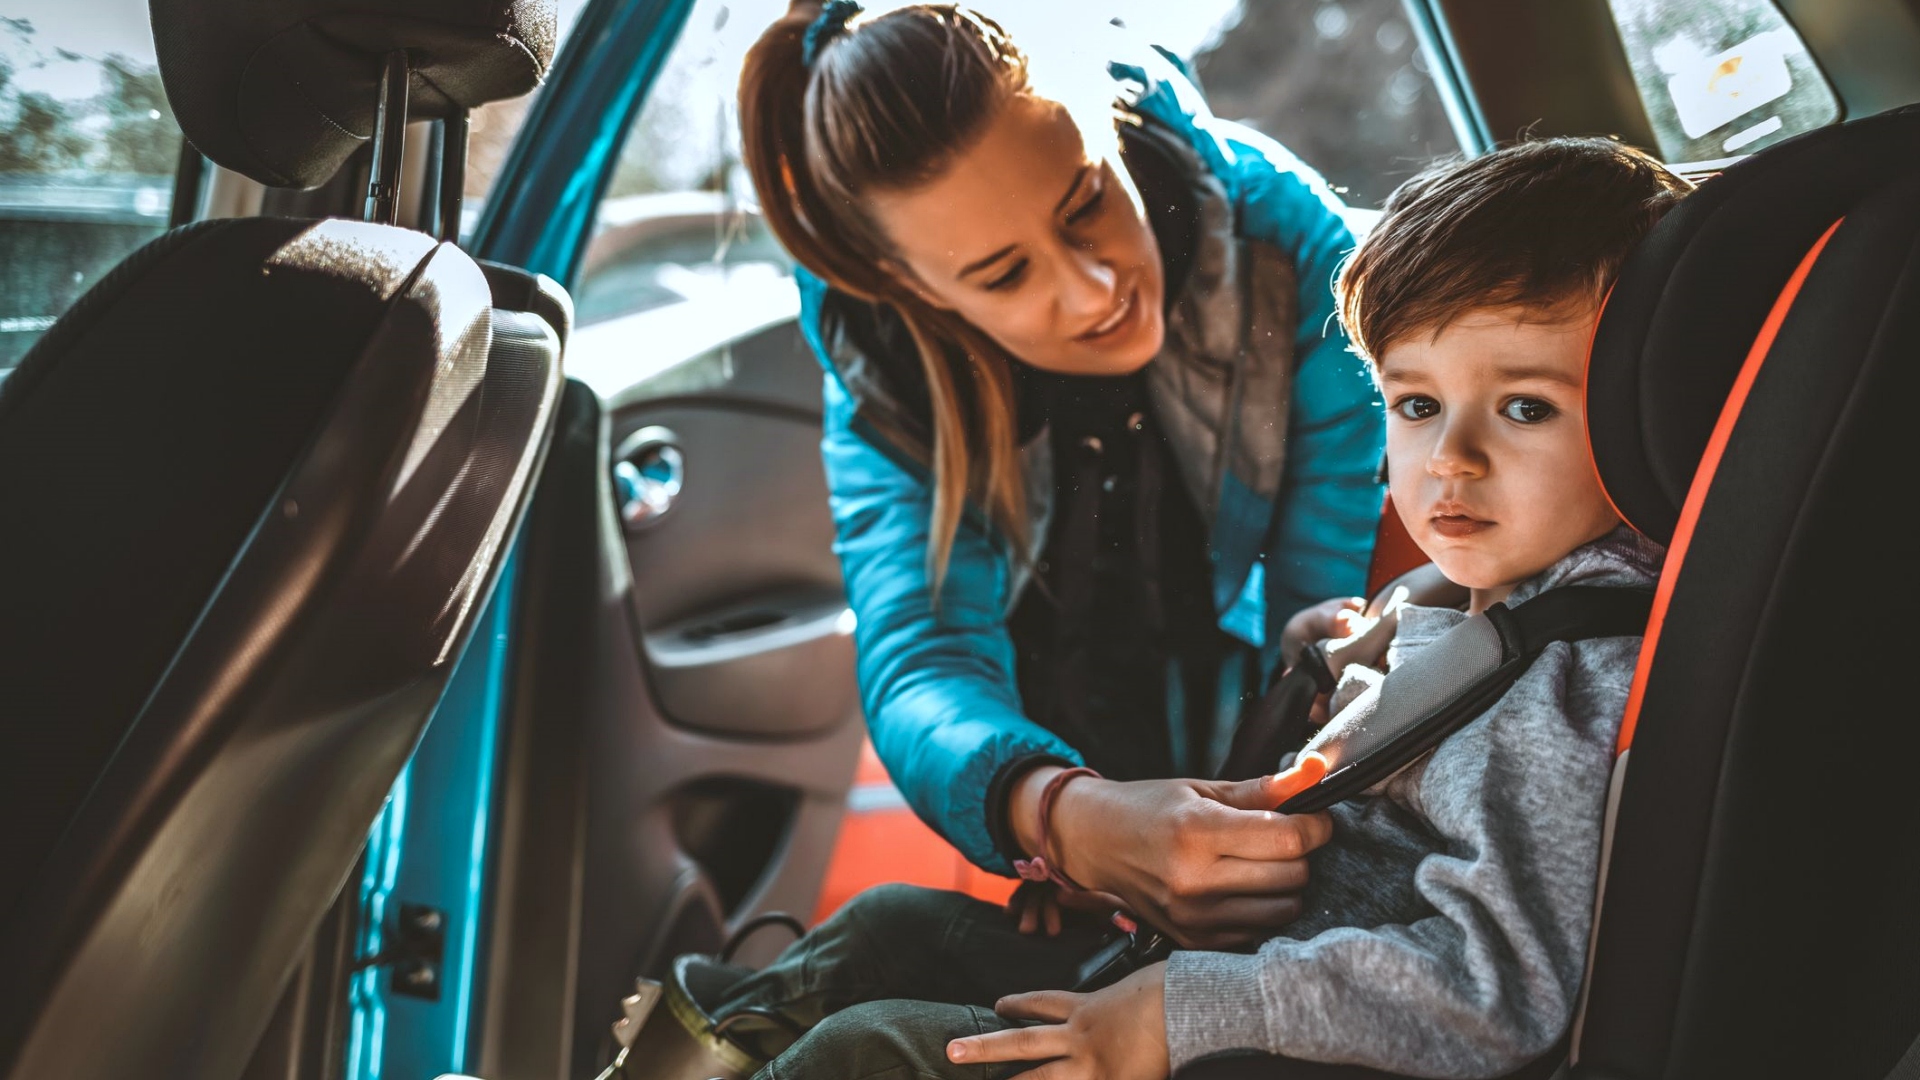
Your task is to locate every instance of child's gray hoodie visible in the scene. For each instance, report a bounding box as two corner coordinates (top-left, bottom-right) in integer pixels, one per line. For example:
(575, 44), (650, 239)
(1163, 527), (1664, 1077)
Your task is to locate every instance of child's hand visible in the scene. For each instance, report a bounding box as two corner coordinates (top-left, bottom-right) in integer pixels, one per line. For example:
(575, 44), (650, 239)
(1279, 595), (1365, 667)
(946, 961), (1170, 1080)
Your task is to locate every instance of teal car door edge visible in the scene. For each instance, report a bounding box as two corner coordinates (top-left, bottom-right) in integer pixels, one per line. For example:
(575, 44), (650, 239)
(472, 0), (700, 284)
(345, 549), (521, 1080)
(343, 1), (699, 1076)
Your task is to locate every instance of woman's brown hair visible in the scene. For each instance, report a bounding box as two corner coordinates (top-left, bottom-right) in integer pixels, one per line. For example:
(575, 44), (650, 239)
(739, 2), (1034, 590)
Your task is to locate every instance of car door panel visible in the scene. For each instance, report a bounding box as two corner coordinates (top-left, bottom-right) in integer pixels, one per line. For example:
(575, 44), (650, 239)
(517, 303), (863, 1074)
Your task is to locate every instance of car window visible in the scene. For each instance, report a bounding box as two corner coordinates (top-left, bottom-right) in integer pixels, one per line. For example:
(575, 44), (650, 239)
(572, 0), (1455, 378)
(1605, 0), (1841, 169)
(457, 0), (594, 239)
(1190, 1), (1459, 209)
(571, 0), (791, 337)
(1, 1), (182, 370)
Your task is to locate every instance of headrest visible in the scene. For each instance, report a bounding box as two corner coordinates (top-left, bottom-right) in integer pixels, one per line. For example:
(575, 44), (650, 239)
(151, 0), (557, 188)
(1587, 103), (1920, 545)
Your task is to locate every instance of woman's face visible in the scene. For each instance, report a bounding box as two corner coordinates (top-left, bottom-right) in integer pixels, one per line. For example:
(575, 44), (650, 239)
(867, 94), (1167, 376)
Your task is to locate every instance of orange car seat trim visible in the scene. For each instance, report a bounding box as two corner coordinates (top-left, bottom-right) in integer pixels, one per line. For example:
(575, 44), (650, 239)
(1615, 219), (1842, 755)
(1583, 284), (1639, 535)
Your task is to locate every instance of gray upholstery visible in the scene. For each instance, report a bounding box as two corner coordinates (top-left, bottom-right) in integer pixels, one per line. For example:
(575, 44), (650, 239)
(152, 0), (557, 186)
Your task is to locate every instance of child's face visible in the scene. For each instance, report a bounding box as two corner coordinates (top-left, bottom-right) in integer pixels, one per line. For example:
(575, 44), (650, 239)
(1377, 304), (1621, 607)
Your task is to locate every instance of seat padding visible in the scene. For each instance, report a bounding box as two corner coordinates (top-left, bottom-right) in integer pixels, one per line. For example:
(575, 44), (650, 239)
(0, 217), (436, 919)
(1578, 166), (1920, 1079)
(152, 0), (556, 186)
(0, 215), (561, 1079)
(1586, 102), (1920, 545)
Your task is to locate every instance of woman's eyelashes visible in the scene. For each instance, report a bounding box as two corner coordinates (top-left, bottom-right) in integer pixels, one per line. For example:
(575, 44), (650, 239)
(1065, 183), (1106, 226)
(979, 174), (1106, 292)
(983, 258), (1029, 291)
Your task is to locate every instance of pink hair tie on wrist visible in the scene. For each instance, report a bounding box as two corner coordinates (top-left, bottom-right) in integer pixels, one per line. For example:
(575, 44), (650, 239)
(1010, 766), (1142, 934)
(1011, 766), (1102, 889)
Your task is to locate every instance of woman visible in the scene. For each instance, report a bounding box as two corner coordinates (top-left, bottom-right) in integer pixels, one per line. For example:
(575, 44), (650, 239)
(751, 0), (1382, 937)
(637, 3), (1382, 1075)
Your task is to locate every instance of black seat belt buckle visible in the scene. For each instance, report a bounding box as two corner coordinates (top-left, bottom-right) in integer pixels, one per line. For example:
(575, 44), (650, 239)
(1296, 641), (1335, 695)
(1072, 928), (1174, 992)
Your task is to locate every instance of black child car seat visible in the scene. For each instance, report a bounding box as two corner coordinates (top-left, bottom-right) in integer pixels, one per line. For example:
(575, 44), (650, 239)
(0, 0), (569, 1076)
(1179, 103), (1920, 1080)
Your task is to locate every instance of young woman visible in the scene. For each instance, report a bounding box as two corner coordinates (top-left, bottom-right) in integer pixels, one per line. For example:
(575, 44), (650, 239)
(754, 0), (1383, 939)
(632, 3), (1382, 1075)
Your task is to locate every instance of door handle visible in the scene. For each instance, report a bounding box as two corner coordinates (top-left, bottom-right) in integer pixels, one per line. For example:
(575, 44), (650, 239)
(643, 594), (858, 737)
(613, 425), (684, 529)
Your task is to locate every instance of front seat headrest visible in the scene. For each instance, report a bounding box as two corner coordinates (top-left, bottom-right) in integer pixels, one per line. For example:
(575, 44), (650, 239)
(1586, 103), (1920, 545)
(150, 0), (556, 188)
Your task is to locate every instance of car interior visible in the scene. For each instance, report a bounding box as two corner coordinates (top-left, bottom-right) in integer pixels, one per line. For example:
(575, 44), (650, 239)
(0, 0), (1915, 1078)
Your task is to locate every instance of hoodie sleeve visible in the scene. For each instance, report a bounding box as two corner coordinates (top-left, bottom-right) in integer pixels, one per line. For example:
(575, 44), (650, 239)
(1162, 637), (1637, 1076)
(803, 283), (1081, 873)
(1220, 119), (1385, 633)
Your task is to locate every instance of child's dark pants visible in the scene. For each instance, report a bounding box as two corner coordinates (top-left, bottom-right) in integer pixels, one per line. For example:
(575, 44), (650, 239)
(709, 883), (1112, 1079)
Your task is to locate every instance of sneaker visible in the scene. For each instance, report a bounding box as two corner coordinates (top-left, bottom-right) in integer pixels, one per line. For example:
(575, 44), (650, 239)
(611, 913), (809, 1080)
(615, 954), (761, 1080)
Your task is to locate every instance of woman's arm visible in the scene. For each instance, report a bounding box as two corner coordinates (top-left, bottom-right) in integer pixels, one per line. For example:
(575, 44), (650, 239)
(1220, 122), (1390, 642)
(824, 380), (1334, 935)
(818, 372), (1082, 873)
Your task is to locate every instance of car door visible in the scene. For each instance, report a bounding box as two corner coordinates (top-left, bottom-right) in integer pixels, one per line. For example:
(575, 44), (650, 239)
(453, 3), (868, 1076)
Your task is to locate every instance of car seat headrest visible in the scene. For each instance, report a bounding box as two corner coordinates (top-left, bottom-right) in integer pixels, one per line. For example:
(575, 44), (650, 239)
(1586, 103), (1920, 545)
(150, 0), (557, 189)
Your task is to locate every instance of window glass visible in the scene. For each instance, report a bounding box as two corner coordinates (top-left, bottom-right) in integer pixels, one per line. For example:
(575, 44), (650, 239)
(1606, 0), (1840, 168)
(457, 0), (594, 237)
(573, 0), (790, 335)
(570, 0), (1457, 386)
(1, 1), (181, 369)
(1191, 1), (1458, 209)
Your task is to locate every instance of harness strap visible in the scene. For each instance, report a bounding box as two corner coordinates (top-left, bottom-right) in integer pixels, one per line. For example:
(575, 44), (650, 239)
(1247, 585), (1655, 814)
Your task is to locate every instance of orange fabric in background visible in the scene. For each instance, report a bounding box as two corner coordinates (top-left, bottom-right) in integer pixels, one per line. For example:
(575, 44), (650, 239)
(812, 741), (1017, 925)
(1366, 493), (1430, 597)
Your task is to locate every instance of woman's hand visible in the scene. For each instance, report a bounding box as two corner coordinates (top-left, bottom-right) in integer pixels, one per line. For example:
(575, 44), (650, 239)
(1011, 766), (1333, 949)
(946, 962), (1170, 1080)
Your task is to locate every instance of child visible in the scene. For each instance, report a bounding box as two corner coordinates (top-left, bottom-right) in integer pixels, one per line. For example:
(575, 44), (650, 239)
(636, 137), (1689, 1080)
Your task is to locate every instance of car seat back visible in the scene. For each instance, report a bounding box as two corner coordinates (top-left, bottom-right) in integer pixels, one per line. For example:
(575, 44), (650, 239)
(0, 1), (565, 1076)
(1575, 104), (1920, 1079)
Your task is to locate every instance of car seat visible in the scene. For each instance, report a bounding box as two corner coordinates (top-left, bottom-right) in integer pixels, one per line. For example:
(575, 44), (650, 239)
(0, 0), (568, 1076)
(1179, 102), (1920, 1079)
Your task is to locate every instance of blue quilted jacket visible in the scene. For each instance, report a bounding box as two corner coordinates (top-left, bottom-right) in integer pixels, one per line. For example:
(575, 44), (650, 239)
(796, 47), (1384, 872)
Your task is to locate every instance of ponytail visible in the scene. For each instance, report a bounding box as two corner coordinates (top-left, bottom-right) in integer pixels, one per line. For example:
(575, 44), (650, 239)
(739, 3), (1031, 593)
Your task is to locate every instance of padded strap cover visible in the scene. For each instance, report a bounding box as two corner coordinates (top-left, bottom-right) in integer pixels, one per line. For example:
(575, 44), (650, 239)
(1279, 587), (1652, 813)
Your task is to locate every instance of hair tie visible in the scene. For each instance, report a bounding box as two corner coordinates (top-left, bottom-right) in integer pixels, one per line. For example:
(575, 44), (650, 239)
(801, 0), (862, 67)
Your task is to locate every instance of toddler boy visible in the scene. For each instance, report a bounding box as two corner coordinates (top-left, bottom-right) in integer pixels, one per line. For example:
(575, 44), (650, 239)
(949, 136), (1690, 1077)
